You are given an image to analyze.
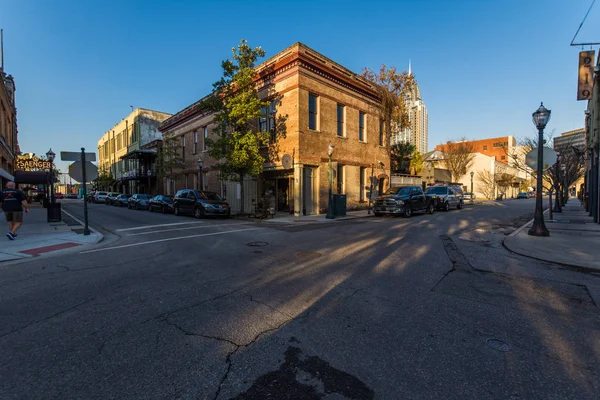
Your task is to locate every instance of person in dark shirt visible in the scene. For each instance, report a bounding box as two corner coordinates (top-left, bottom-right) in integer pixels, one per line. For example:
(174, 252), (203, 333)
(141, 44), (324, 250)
(0, 181), (29, 240)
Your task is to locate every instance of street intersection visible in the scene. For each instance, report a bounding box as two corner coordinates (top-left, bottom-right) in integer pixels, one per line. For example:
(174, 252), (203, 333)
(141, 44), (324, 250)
(1, 199), (599, 399)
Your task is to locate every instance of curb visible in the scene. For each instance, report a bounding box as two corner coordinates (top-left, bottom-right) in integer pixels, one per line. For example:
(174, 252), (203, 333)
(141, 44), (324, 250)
(61, 208), (104, 243)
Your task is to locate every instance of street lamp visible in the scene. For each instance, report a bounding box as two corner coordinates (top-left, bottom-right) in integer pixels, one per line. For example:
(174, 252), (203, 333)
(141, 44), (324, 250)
(528, 103), (551, 237)
(197, 159), (204, 191)
(326, 143), (335, 219)
(46, 148), (56, 204)
(470, 171), (474, 204)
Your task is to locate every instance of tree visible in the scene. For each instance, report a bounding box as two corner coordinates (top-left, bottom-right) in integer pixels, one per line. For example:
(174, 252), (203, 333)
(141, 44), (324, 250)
(95, 163), (113, 190)
(410, 151), (423, 176)
(361, 65), (414, 175)
(477, 170), (496, 200)
(439, 138), (476, 183)
(199, 40), (286, 214)
(390, 141), (415, 173)
(156, 134), (185, 195)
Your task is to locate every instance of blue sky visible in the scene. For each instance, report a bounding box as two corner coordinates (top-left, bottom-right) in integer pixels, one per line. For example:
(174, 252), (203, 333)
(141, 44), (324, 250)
(1, 0), (598, 173)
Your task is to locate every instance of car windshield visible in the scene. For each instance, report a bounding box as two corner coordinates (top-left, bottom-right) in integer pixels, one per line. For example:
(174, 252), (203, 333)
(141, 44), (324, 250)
(137, 194), (150, 200)
(197, 191), (223, 201)
(385, 187), (411, 196)
(162, 196), (173, 203)
(98, 192), (107, 196)
(426, 187), (447, 194)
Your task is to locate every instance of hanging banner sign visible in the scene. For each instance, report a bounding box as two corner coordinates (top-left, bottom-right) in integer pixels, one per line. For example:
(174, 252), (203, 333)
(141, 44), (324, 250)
(577, 50), (595, 101)
(15, 155), (53, 171)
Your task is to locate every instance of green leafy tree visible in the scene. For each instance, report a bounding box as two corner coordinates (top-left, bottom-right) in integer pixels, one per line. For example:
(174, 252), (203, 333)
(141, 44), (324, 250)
(390, 141), (415, 173)
(200, 40), (286, 214)
(156, 134), (186, 195)
(95, 163), (114, 190)
(410, 151), (423, 176)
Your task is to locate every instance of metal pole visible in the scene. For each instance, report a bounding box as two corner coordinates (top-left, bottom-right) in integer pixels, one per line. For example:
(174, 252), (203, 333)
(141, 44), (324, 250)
(326, 154), (334, 219)
(528, 128), (550, 236)
(368, 163), (374, 214)
(470, 175), (474, 203)
(81, 148), (90, 235)
(553, 158), (562, 213)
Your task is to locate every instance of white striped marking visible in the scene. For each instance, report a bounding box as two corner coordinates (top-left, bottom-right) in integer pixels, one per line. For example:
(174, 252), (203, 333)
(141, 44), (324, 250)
(80, 227), (264, 254)
(126, 222), (250, 236)
(115, 221), (204, 232)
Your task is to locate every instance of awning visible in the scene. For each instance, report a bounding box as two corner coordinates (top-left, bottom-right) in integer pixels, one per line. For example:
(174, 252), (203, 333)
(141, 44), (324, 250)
(14, 170), (51, 184)
(121, 149), (157, 159)
(0, 168), (14, 181)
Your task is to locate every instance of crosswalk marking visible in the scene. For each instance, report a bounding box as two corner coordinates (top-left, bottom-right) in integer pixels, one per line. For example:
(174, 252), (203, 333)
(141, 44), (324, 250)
(115, 221), (204, 232)
(126, 222), (250, 236)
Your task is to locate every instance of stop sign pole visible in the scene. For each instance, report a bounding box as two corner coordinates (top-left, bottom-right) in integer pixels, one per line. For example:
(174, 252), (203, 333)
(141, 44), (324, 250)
(81, 148), (90, 235)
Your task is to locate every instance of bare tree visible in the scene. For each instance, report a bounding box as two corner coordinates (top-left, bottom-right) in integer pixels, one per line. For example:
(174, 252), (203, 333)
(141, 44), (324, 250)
(439, 138), (476, 183)
(477, 170), (495, 200)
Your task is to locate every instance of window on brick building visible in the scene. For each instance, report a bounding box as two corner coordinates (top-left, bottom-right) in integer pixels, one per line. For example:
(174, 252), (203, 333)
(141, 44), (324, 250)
(337, 164), (344, 194)
(379, 119), (384, 146)
(193, 131), (198, 154)
(359, 112), (366, 142)
(261, 101), (277, 143)
(337, 104), (345, 136)
(182, 135), (186, 161)
(203, 127), (208, 151)
(308, 93), (318, 130)
(483, 145), (487, 150)
(501, 155), (506, 160)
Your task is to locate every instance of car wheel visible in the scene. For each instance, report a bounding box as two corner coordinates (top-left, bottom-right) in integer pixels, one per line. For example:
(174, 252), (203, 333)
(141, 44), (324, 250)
(162, 206), (167, 214)
(135, 203), (139, 210)
(128, 204), (131, 209)
(194, 206), (204, 219)
(444, 202), (450, 212)
(457, 201), (463, 210)
(174, 206), (180, 216)
(427, 203), (435, 214)
(149, 204), (153, 212)
(404, 206), (412, 218)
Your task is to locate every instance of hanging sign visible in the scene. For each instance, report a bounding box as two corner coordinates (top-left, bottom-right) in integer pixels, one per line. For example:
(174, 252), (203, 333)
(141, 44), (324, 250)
(15, 155), (53, 171)
(577, 51), (595, 101)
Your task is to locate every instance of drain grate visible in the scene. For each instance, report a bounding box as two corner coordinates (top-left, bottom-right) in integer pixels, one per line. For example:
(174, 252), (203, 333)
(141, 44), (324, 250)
(296, 252), (322, 260)
(487, 338), (511, 352)
(246, 241), (268, 247)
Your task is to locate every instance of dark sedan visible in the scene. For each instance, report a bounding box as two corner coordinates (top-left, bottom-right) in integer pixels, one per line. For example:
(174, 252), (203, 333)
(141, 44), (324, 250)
(173, 189), (230, 218)
(114, 194), (131, 207)
(128, 194), (151, 210)
(105, 192), (119, 205)
(149, 195), (174, 213)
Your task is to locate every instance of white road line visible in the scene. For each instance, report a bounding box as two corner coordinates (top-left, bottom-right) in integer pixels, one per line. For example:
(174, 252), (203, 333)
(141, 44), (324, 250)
(115, 221), (204, 232)
(80, 227), (264, 254)
(126, 222), (251, 236)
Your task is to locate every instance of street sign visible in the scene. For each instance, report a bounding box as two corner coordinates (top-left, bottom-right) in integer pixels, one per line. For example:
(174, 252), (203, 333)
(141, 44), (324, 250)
(525, 147), (557, 170)
(68, 161), (99, 182)
(61, 151), (97, 162)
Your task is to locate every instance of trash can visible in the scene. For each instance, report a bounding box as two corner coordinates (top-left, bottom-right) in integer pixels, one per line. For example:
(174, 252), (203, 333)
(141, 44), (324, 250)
(333, 194), (347, 217)
(47, 202), (62, 223)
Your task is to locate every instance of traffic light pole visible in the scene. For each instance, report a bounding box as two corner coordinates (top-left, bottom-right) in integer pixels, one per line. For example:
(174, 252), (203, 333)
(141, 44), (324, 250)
(81, 148), (90, 235)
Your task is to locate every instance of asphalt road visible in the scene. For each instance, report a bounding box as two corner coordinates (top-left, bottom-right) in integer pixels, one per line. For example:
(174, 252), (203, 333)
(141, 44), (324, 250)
(1, 198), (599, 399)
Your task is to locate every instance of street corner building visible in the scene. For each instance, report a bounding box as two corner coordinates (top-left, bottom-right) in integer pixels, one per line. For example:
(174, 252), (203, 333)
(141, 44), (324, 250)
(0, 70), (18, 190)
(159, 42), (390, 216)
(97, 108), (172, 195)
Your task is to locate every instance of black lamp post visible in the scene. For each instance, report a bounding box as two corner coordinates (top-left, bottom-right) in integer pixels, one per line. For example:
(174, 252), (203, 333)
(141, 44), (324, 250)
(326, 143), (335, 219)
(528, 103), (551, 237)
(46, 148), (56, 204)
(197, 159), (204, 191)
(553, 152), (562, 213)
(470, 171), (474, 204)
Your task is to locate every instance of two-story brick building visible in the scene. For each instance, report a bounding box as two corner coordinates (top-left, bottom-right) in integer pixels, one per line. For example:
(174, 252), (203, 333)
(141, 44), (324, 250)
(0, 72), (18, 189)
(435, 136), (516, 164)
(159, 42), (390, 216)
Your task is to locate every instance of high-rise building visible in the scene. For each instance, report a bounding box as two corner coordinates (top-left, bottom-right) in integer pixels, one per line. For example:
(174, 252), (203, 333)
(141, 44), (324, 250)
(392, 61), (428, 155)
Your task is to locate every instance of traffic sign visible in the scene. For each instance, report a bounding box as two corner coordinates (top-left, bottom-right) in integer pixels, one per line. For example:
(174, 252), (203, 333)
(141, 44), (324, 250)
(525, 147), (557, 170)
(68, 161), (99, 182)
(61, 151), (97, 162)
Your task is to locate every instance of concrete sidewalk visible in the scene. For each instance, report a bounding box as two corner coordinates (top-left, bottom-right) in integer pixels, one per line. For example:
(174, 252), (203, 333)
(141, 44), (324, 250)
(504, 200), (600, 272)
(0, 207), (103, 263)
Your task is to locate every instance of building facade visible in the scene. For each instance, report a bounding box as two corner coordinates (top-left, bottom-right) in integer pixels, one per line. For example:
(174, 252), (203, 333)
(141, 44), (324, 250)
(434, 136), (516, 164)
(391, 65), (428, 155)
(159, 42), (390, 215)
(584, 55), (600, 223)
(0, 72), (18, 189)
(97, 108), (171, 194)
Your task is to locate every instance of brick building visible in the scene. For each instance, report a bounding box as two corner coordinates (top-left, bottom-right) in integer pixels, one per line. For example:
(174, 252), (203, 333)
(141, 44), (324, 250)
(0, 72), (18, 189)
(159, 42), (390, 215)
(435, 136), (516, 164)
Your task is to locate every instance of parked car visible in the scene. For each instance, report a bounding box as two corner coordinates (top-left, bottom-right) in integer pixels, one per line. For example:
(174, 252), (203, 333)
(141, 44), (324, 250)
(55, 193), (64, 199)
(425, 185), (463, 211)
(114, 194), (131, 207)
(105, 192), (119, 205)
(373, 185), (435, 217)
(149, 195), (174, 214)
(65, 193), (78, 199)
(129, 194), (151, 210)
(94, 191), (108, 203)
(527, 192), (535, 198)
(173, 189), (230, 218)
(517, 192), (529, 199)
(463, 192), (475, 201)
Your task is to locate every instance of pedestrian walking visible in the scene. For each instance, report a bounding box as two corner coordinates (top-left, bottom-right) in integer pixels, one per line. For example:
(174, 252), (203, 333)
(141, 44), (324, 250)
(0, 181), (30, 240)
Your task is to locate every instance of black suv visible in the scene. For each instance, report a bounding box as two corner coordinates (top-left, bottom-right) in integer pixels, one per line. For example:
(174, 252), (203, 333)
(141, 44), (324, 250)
(173, 189), (230, 218)
(373, 185), (435, 217)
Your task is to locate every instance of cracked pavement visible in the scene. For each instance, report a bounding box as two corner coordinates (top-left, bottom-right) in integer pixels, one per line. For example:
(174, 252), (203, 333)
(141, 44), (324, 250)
(1, 199), (600, 399)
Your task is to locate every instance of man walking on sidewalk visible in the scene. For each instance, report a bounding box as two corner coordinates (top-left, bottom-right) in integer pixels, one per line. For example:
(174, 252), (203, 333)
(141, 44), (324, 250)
(0, 181), (29, 240)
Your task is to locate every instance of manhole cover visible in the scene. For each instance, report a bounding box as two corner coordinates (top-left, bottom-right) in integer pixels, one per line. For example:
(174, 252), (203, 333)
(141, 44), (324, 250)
(296, 252), (322, 260)
(246, 241), (268, 247)
(487, 338), (511, 352)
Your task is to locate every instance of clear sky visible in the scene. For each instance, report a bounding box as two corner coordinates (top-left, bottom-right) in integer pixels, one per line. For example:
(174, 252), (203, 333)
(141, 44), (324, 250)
(1, 0), (598, 173)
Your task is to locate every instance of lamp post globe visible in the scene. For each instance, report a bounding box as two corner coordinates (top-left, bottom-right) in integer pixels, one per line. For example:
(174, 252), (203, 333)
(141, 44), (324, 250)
(528, 103), (550, 237)
(326, 143), (335, 219)
(46, 148), (55, 162)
